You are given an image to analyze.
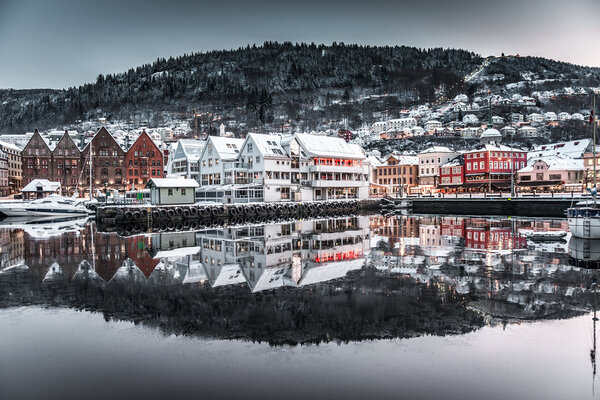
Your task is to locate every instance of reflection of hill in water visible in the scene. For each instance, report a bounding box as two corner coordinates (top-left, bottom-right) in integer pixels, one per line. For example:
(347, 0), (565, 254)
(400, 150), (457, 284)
(1, 215), (598, 345)
(0, 266), (484, 345)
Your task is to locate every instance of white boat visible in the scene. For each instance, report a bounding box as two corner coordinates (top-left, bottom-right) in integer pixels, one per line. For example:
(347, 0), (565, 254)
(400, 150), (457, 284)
(568, 236), (600, 268)
(0, 195), (91, 219)
(568, 96), (599, 238)
(568, 201), (600, 239)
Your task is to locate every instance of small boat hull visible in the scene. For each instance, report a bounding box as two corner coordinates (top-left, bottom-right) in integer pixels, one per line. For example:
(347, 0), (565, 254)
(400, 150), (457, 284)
(568, 216), (600, 239)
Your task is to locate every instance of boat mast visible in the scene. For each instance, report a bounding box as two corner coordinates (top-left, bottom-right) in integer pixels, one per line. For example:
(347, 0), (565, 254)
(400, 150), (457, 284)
(593, 94), (597, 199)
(592, 276), (598, 394)
(89, 139), (93, 199)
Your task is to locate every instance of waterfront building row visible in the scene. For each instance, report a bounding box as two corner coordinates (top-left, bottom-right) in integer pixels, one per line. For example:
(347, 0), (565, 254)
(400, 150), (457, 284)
(21, 127), (164, 195)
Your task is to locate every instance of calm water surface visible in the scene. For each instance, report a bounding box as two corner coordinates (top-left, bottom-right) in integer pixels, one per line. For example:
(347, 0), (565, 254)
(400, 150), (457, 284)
(1, 215), (599, 400)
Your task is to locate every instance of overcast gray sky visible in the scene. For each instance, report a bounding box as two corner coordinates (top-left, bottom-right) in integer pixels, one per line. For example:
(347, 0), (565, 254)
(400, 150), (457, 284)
(0, 0), (599, 89)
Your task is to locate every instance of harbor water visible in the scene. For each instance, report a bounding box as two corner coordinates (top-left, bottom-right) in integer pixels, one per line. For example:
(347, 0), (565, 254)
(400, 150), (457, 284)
(1, 214), (599, 400)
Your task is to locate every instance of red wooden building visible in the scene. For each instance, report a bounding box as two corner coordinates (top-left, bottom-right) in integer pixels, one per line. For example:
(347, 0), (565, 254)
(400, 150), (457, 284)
(463, 144), (527, 192)
(124, 130), (164, 190)
(439, 155), (465, 192)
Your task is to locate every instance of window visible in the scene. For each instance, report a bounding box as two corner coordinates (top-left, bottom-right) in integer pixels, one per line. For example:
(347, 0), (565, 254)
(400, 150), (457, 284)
(247, 143), (253, 153)
(168, 189), (173, 196)
(182, 189), (186, 196)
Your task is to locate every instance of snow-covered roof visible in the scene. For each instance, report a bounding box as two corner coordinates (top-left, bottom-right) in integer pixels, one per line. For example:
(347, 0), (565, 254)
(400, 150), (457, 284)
(22, 179), (60, 193)
(146, 178), (199, 188)
(441, 156), (463, 168)
(211, 264), (247, 287)
(246, 133), (287, 157)
(385, 154), (419, 165)
(468, 143), (526, 153)
(528, 139), (590, 159)
(175, 139), (206, 162)
(366, 155), (384, 167)
(299, 259), (365, 286)
(250, 267), (296, 293)
(480, 128), (502, 138)
(294, 133), (365, 160)
(206, 136), (244, 160)
(152, 246), (201, 259)
(419, 146), (455, 155)
(0, 140), (22, 151)
(518, 156), (584, 173)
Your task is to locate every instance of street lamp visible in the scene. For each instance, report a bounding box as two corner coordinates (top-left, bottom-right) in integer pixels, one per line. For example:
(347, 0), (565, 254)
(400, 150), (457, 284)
(510, 128), (516, 198)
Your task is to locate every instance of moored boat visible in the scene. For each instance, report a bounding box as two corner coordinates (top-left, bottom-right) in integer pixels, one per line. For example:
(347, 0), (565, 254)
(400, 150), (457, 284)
(0, 195), (90, 219)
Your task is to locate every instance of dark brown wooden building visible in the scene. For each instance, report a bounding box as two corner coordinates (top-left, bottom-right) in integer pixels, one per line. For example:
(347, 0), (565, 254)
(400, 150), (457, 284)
(52, 131), (82, 195)
(22, 129), (53, 186)
(81, 127), (126, 193)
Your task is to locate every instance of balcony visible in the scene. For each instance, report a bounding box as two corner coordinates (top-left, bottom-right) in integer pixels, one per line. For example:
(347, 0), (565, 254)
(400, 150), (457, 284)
(234, 161), (252, 169)
(309, 164), (363, 174)
(310, 180), (365, 188)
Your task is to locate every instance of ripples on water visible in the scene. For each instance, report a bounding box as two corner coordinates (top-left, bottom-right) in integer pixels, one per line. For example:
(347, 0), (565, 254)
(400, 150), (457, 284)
(1, 215), (600, 400)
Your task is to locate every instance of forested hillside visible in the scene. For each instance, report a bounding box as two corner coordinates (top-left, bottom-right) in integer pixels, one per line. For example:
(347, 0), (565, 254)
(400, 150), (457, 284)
(1, 42), (598, 133)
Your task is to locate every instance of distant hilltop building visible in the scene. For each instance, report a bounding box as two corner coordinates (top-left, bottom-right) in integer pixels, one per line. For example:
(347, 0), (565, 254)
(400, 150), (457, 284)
(479, 128), (502, 145)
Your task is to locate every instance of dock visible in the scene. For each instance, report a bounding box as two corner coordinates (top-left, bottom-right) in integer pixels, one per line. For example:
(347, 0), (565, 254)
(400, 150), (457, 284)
(96, 200), (366, 235)
(409, 196), (582, 217)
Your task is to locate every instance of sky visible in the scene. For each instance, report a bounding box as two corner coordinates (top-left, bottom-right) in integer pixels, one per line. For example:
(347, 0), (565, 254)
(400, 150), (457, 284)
(0, 0), (599, 89)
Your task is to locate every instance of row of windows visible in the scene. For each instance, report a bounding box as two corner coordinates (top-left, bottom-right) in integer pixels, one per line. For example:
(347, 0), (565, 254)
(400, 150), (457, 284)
(128, 169), (162, 177)
(466, 161), (526, 171)
(378, 177), (414, 185)
(377, 166), (416, 175)
(466, 152), (525, 159)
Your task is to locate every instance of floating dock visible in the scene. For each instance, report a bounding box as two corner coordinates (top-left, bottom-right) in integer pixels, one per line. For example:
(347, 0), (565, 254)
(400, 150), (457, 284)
(410, 196), (581, 217)
(97, 200), (367, 235)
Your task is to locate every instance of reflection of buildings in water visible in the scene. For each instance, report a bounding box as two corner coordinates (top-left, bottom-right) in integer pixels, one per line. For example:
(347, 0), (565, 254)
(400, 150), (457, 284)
(463, 218), (527, 252)
(196, 217), (371, 292)
(0, 228), (24, 270)
(369, 215), (596, 320)
(370, 215), (419, 255)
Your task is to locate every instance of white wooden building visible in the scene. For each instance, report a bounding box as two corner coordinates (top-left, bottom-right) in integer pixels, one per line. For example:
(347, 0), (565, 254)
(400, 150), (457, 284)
(146, 178), (199, 205)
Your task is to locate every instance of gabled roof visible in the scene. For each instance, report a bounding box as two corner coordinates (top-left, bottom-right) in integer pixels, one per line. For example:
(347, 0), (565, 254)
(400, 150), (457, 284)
(202, 136), (244, 161)
(209, 264), (247, 287)
(518, 156), (584, 173)
(53, 131), (81, 154)
(294, 133), (365, 160)
(23, 129), (52, 153)
(418, 146), (455, 155)
(299, 259), (365, 286)
(22, 179), (61, 193)
(244, 133), (287, 157)
(383, 153), (418, 165)
(248, 267), (296, 293)
(82, 127), (125, 153)
(129, 130), (162, 152)
(175, 139), (206, 162)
